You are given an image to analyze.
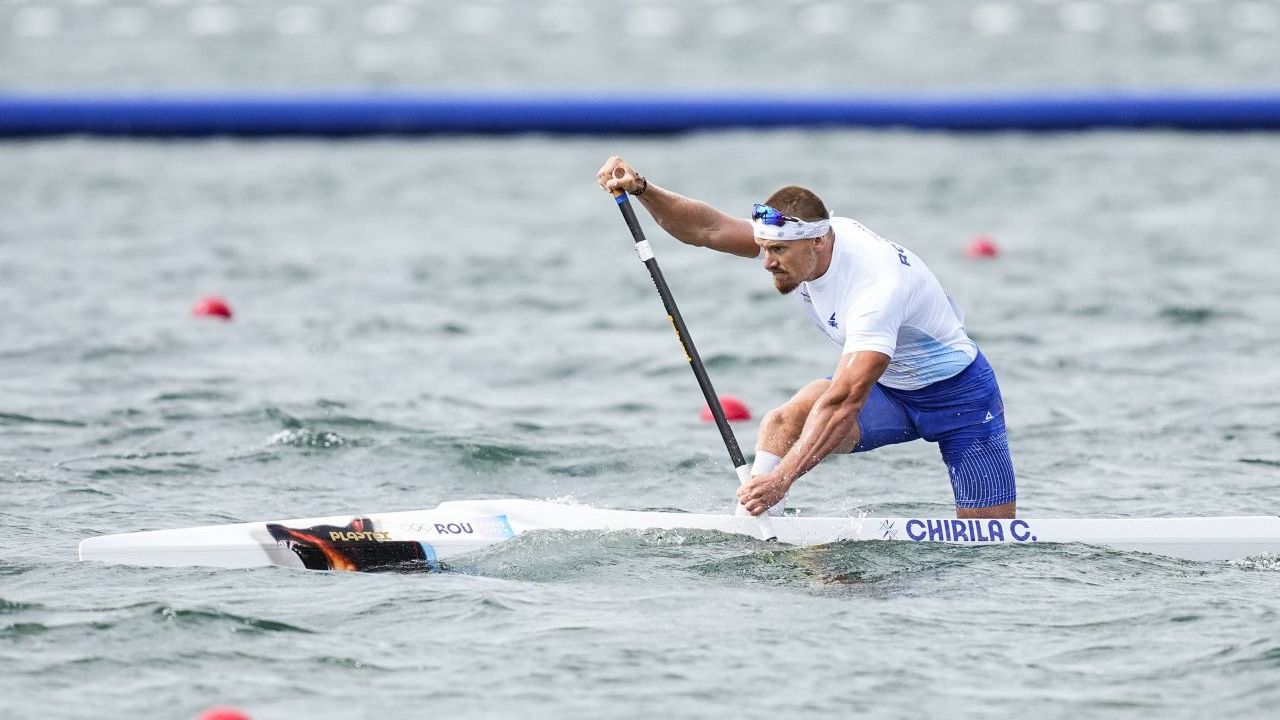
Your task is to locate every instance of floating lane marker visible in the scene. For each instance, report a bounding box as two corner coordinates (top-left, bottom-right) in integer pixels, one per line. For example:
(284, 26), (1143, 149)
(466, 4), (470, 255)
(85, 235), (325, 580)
(6, 91), (1280, 136)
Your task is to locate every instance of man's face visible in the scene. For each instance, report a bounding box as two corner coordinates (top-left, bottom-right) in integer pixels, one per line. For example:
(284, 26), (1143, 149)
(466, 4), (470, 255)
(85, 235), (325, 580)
(757, 238), (820, 294)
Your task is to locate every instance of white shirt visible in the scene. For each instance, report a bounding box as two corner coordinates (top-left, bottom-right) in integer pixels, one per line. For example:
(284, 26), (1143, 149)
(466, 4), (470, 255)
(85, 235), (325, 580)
(796, 217), (977, 391)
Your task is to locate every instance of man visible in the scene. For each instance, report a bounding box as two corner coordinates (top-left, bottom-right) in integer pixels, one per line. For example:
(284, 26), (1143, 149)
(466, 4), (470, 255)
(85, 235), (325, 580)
(596, 156), (1016, 520)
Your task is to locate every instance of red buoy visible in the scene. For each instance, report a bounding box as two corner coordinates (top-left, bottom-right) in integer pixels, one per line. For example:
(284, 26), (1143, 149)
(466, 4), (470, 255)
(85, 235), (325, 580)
(700, 395), (752, 422)
(196, 707), (251, 720)
(965, 235), (1000, 259)
(192, 296), (233, 320)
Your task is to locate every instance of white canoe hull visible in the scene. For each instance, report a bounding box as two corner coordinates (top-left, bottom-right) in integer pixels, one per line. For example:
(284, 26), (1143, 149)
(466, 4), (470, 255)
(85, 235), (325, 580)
(78, 499), (1280, 571)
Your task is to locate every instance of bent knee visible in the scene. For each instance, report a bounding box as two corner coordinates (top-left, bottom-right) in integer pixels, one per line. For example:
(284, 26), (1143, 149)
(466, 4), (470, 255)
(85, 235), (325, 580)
(763, 397), (812, 431)
(957, 501), (1016, 519)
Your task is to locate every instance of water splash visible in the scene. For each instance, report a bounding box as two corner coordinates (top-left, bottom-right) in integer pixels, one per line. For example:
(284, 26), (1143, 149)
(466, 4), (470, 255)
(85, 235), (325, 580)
(268, 428), (349, 449)
(1228, 553), (1280, 572)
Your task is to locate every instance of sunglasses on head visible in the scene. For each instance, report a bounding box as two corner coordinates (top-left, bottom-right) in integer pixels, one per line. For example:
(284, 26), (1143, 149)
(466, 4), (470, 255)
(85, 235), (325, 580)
(751, 203), (805, 227)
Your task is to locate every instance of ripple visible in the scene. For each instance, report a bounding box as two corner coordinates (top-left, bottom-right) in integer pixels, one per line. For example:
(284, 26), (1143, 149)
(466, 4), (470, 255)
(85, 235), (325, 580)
(316, 655), (390, 671)
(80, 345), (148, 361)
(458, 441), (546, 468)
(64, 487), (113, 496)
(256, 406), (416, 434)
(547, 458), (632, 477)
(454, 527), (1041, 592)
(1240, 458), (1280, 468)
(0, 565), (30, 578)
(152, 606), (314, 634)
(0, 598), (40, 614)
(604, 402), (654, 414)
(61, 450), (199, 465)
(152, 390), (235, 403)
(409, 434), (554, 470)
(0, 412), (87, 428)
(256, 405), (304, 429)
(440, 322), (470, 335)
(1158, 306), (1222, 325)
(1238, 646), (1280, 668)
(86, 462), (213, 479)
(308, 414), (416, 432)
(228, 450), (283, 464)
(458, 527), (752, 582)
(447, 595), (523, 621)
(690, 540), (969, 590)
(89, 426), (166, 445)
(0, 622), (49, 638)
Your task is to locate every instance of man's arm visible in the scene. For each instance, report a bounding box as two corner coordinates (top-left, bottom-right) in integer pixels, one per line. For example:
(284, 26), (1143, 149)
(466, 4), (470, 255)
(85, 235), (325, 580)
(737, 350), (891, 516)
(596, 156), (758, 258)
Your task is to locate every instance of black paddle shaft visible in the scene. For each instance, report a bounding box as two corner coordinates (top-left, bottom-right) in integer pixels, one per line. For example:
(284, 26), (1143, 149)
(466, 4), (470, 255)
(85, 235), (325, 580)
(612, 192), (748, 469)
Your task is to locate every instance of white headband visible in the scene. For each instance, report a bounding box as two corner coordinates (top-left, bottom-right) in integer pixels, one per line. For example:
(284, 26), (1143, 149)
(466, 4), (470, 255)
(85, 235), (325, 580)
(752, 217), (831, 242)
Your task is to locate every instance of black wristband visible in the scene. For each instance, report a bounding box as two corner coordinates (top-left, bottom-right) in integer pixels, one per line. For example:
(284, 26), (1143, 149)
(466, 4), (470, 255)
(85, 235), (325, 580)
(629, 176), (648, 196)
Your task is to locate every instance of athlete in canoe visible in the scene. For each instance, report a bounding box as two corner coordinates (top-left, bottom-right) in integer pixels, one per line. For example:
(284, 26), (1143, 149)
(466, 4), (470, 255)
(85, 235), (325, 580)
(597, 156), (1016, 519)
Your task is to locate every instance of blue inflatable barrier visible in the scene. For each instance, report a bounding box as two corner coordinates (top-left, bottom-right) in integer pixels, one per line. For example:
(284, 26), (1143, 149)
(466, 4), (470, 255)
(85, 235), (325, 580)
(2, 90), (1280, 136)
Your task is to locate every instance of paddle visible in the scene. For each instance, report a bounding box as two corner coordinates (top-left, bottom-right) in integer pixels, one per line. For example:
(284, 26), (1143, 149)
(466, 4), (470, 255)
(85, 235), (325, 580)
(609, 189), (777, 541)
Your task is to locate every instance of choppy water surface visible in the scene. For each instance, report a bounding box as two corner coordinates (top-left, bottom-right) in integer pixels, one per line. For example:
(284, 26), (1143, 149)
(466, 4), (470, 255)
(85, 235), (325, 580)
(2, 132), (1280, 718)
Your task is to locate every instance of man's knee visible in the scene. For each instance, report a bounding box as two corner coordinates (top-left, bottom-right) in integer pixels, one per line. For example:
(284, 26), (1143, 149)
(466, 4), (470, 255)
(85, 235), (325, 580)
(762, 402), (805, 433)
(758, 380), (830, 451)
(957, 501), (1016, 519)
(765, 384), (826, 430)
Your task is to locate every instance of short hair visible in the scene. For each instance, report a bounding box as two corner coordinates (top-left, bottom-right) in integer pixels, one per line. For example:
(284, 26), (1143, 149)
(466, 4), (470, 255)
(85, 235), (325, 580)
(762, 186), (830, 222)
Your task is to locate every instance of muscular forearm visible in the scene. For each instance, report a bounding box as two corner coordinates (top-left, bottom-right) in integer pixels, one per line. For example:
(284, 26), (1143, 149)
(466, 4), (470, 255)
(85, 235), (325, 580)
(774, 392), (864, 488)
(636, 183), (757, 258)
(739, 351), (889, 516)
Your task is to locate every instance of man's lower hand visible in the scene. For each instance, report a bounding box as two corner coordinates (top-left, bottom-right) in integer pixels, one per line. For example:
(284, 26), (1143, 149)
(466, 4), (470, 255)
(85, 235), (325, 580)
(737, 472), (790, 516)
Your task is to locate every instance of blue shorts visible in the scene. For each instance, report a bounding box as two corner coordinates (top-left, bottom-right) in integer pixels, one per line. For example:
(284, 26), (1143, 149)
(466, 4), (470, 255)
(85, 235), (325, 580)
(850, 352), (1016, 509)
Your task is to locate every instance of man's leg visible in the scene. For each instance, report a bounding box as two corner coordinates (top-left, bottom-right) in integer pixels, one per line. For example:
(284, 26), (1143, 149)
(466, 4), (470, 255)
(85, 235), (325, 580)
(897, 352), (1016, 519)
(938, 416), (1017, 519)
(748, 380), (830, 515)
(755, 379), (830, 458)
(957, 501), (1016, 519)
(751, 381), (921, 515)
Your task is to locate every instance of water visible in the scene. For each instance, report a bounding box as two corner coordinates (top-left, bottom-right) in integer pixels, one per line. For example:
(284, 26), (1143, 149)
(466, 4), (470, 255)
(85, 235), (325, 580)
(2, 131), (1280, 718)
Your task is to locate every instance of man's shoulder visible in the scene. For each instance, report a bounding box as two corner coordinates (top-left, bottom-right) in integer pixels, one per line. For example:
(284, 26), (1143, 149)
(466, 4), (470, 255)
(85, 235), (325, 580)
(834, 215), (900, 244)
(830, 217), (894, 265)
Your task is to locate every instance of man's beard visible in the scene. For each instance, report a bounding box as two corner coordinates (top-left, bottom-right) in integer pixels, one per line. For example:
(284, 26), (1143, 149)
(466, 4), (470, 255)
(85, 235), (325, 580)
(772, 273), (800, 295)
